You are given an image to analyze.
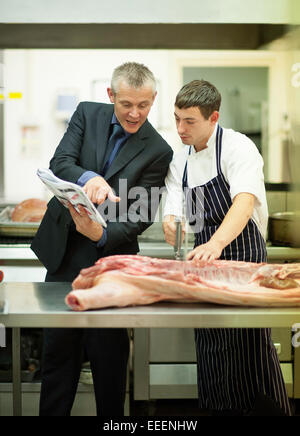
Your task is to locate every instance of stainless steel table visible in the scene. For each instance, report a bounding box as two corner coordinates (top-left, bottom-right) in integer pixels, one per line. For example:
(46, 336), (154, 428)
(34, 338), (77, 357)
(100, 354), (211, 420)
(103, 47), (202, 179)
(1, 282), (300, 416)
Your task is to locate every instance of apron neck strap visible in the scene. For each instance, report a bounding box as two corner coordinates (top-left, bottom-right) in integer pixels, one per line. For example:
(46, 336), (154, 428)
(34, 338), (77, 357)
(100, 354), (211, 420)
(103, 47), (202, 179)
(216, 125), (223, 175)
(182, 146), (192, 190)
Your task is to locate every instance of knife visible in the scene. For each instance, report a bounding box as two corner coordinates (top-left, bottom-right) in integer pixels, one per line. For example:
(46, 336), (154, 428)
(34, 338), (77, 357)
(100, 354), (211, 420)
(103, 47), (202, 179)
(174, 216), (183, 260)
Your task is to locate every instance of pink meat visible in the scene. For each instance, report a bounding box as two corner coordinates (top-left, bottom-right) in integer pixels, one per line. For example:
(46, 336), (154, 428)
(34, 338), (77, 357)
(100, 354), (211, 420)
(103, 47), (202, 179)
(65, 255), (300, 311)
(11, 198), (47, 222)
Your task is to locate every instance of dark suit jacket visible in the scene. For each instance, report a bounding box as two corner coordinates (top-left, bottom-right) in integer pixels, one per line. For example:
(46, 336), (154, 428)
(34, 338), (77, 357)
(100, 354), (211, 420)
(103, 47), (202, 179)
(31, 102), (173, 275)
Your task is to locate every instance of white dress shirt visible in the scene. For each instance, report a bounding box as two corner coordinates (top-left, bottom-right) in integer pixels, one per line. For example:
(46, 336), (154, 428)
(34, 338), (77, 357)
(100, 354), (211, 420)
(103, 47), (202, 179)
(164, 124), (268, 239)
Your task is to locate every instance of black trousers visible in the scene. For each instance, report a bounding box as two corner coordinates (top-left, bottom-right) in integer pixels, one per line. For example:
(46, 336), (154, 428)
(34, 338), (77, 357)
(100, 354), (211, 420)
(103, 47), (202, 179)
(39, 327), (129, 416)
(39, 231), (129, 416)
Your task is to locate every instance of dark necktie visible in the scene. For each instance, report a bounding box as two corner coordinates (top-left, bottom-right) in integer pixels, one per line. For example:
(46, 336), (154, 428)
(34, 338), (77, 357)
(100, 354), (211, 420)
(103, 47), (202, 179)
(102, 123), (125, 176)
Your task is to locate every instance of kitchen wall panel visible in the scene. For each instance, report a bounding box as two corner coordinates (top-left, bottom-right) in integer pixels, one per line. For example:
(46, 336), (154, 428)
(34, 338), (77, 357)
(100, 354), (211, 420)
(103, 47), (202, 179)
(2, 48), (291, 200)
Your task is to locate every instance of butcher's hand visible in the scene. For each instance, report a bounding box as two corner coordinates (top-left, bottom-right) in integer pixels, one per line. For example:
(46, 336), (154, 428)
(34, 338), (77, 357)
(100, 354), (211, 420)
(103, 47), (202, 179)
(83, 176), (120, 205)
(186, 239), (223, 263)
(163, 215), (185, 247)
(68, 203), (103, 241)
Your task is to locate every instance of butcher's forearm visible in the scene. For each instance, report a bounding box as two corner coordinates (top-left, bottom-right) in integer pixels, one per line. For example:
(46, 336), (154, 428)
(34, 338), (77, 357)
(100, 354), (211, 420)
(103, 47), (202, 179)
(210, 193), (255, 249)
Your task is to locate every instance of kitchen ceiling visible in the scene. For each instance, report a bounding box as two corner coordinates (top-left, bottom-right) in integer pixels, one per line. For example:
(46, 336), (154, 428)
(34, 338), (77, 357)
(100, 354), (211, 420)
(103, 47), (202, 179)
(0, 23), (289, 49)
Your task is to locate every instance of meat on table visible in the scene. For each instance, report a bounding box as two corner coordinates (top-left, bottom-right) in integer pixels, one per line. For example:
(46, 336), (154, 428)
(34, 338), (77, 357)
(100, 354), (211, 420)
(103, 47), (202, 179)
(65, 255), (300, 311)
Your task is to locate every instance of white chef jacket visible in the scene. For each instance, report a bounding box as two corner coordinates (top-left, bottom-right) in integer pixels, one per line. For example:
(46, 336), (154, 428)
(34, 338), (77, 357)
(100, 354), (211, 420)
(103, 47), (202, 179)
(164, 124), (268, 239)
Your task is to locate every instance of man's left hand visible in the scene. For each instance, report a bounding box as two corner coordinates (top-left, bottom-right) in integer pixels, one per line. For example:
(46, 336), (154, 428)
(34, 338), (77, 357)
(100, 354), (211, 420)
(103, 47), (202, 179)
(68, 203), (103, 242)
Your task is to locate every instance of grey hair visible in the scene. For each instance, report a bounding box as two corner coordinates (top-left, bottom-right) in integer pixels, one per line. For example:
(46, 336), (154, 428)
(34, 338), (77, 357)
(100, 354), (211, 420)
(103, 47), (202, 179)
(111, 62), (156, 95)
(175, 79), (221, 120)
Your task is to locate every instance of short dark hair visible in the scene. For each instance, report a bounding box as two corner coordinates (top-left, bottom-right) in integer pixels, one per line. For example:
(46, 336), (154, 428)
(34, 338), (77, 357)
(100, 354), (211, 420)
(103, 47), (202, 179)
(175, 79), (221, 119)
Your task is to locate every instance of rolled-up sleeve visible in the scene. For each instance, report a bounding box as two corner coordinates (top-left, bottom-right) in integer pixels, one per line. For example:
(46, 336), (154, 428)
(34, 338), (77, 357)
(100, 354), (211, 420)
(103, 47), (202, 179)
(224, 137), (265, 204)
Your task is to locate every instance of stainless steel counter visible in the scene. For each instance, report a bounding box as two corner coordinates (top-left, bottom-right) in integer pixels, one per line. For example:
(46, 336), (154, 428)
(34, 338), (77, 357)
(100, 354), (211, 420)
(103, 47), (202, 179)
(139, 243), (300, 262)
(1, 242), (300, 261)
(2, 281), (300, 416)
(1, 282), (300, 329)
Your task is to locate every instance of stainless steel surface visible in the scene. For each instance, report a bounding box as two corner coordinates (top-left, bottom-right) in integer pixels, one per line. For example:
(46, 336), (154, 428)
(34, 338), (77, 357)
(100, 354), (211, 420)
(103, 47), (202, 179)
(265, 246), (300, 262)
(1, 282), (300, 329)
(150, 329), (196, 362)
(294, 346), (300, 398)
(12, 328), (21, 416)
(139, 243), (300, 262)
(134, 327), (296, 401)
(1, 242), (300, 262)
(149, 328), (291, 363)
(272, 328), (293, 361)
(0, 224), (39, 238)
(140, 243), (300, 262)
(0, 246), (46, 282)
(148, 363), (293, 399)
(0, 247), (40, 259)
(150, 364), (197, 399)
(133, 329), (150, 401)
(0, 207), (40, 237)
(281, 364), (294, 398)
(0, 382), (99, 416)
(268, 211), (300, 247)
(148, 362), (294, 399)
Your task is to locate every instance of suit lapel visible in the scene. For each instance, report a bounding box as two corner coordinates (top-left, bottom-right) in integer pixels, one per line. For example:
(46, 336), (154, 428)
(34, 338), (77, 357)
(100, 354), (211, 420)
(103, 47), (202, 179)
(96, 104), (114, 173)
(104, 120), (150, 181)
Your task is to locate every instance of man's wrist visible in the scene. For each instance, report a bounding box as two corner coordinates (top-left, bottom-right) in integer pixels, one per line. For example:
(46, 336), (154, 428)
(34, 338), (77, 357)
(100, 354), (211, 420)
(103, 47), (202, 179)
(77, 171), (100, 187)
(209, 235), (225, 251)
(96, 228), (107, 247)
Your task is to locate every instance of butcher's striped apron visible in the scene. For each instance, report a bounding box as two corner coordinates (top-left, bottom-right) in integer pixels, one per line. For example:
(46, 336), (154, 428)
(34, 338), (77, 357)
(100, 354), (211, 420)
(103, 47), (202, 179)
(182, 125), (291, 414)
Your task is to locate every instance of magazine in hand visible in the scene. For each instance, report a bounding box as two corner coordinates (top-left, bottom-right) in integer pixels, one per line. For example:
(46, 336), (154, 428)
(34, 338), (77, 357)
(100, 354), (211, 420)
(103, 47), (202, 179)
(37, 168), (107, 227)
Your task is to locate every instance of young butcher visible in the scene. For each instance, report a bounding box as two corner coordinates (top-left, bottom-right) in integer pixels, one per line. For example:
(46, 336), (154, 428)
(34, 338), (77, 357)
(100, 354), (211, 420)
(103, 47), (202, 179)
(163, 79), (291, 416)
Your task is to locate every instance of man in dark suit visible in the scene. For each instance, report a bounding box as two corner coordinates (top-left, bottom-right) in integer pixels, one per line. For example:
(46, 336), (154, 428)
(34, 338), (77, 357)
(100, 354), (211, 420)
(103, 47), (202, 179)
(31, 62), (173, 416)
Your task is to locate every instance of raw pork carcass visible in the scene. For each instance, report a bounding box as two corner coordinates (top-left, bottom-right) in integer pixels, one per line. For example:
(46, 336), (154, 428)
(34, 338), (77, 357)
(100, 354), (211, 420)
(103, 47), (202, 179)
(11, 198), (47, 222)
(65, 255), (300, 311)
